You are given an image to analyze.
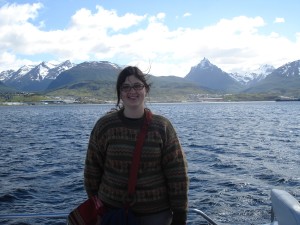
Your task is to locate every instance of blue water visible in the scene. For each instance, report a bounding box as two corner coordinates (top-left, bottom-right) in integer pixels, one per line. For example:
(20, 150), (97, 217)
(0, 102), (299, 225)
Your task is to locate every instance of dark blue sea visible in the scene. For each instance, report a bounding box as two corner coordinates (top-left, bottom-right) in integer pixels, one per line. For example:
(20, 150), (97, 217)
(0, 102), (299, 225)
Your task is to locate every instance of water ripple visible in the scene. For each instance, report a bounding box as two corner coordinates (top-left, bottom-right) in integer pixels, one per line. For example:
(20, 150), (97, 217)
(1, 102), (300, 225)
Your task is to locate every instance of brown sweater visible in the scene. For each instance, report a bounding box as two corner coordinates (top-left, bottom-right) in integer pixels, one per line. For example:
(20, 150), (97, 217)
(84, 109), (189, 222)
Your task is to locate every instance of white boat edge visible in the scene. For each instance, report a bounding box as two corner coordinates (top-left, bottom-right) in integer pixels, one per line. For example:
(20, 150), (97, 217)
(262, 189), (300, 225)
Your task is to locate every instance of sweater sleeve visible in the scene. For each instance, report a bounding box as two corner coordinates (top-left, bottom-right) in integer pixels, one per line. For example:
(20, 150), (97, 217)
(162, 120), (189, 224)
(84, 121), (106, 198)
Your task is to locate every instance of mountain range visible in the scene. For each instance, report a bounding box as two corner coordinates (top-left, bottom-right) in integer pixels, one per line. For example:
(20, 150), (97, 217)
(1, 61), (74, 92)
(1, 58), (300, 100)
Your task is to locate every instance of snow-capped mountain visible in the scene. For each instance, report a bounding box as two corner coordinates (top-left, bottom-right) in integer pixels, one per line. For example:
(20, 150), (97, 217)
(33, 61), (74, 81)
(185, 58), (242, 92)
(47, 61), (122, 91)
(0, 69), (16, 82)
(2, 60), (74, 91)
(241, 59), (300, 94)
(27, 62), (57, 81)
(184, 58), (300, 94)
(273, 60), (300, 77)
(0, 65), (37, 82)
(22, 60), (74, 81)
(193, 57), (214, 70)
(230, 64), (275, 85)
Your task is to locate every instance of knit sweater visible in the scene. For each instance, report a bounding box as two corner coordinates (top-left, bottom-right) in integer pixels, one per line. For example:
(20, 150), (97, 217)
(84, 109), (189, 223)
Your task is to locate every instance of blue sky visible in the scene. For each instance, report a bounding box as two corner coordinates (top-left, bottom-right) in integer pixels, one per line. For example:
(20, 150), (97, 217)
(0, 0), (299, 77)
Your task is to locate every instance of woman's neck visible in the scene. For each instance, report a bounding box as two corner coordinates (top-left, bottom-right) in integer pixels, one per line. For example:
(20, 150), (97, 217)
(123, 106), (145, 119)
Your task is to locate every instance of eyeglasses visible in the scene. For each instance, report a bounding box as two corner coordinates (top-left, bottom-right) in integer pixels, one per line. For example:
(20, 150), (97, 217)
(120, 83), (145, 92)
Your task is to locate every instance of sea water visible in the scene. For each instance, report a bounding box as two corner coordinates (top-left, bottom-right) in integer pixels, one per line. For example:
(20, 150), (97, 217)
(0, 102), (299, 225)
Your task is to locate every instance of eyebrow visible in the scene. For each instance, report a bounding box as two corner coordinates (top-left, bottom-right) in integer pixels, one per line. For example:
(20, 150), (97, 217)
(122, 82), (143, 85)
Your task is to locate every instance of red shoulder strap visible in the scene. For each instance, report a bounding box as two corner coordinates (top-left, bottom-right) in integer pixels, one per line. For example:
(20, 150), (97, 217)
(127, 110), (153, 196)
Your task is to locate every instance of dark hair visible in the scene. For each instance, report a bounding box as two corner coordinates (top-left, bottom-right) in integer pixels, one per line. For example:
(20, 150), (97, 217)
(116, 66), (151, 107)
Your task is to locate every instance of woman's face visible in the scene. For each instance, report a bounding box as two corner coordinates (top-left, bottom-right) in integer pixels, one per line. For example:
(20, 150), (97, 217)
(120, 75), (146, 110)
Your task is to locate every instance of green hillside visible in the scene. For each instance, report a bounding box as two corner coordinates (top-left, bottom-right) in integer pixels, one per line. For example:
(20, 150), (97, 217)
(244, 74), (300, 96)
(0, 81), (18, 93)
(46, 75), (207, 103)
(47, 61), (121, 91)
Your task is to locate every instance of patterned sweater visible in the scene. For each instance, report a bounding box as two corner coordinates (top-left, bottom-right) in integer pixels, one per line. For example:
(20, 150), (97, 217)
(84, 109), (189, 223)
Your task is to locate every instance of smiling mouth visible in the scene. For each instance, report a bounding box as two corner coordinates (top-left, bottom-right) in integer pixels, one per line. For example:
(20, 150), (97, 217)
(127, 94), (138, 99)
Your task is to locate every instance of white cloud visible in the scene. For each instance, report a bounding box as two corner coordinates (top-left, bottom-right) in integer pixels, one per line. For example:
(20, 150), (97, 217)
(0, 51), (16, 65)
(183, 12), (191, 17)
(156, 12), (165, 20)
(0, 51), (37, 71)
(70, 5), (146, 31)
(0, 2), (42, 25)
(149, 12), (165, 23)
(274, 17), (285, 23)
(0, 3), (299, 77)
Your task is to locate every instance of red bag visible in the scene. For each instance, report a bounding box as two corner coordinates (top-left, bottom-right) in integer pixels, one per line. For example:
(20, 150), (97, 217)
(67, 196), (105, 225)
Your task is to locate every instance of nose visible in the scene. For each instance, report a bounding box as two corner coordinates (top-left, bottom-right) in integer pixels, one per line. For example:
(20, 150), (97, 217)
(128, 87), (137, 93)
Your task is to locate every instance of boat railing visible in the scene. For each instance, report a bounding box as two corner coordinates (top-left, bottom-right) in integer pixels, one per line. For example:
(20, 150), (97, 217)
(0, 212), (69, 219)
(0, 208), (220, 225)
(189, 208), (220, 225)
(2, 189), (298, 224)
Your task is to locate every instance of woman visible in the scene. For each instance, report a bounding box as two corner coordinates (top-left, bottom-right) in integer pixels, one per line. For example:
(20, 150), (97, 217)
(84, 66), (189, 225)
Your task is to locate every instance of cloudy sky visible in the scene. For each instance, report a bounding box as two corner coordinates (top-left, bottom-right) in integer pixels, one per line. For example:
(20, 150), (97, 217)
(0, 0), (299, 77)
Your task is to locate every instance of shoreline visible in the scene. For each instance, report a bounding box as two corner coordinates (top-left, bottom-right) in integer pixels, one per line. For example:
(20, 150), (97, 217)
(0, 100), (282, 106)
